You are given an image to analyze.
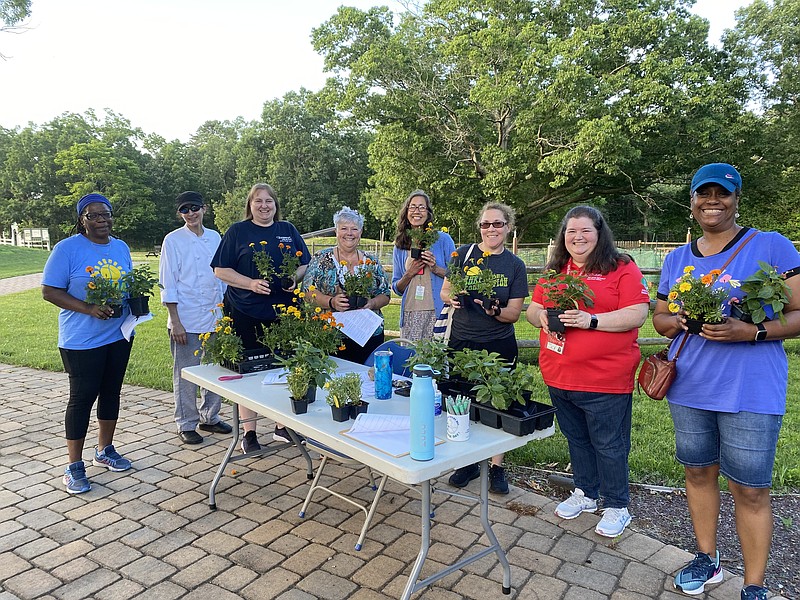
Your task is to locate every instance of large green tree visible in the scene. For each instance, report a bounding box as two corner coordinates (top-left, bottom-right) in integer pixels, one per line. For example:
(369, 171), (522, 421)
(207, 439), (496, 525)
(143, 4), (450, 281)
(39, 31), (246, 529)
(313, 0), (747, 239)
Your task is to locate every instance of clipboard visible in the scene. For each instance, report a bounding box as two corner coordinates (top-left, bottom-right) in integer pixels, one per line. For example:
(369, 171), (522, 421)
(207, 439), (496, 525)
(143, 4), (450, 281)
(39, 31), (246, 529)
(340, 428), (445, 458)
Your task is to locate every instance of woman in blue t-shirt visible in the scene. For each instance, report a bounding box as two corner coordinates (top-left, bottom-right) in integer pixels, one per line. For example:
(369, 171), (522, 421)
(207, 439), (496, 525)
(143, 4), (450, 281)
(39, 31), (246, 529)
(42, 193), (134, 495)
(211, 183), (310, 453)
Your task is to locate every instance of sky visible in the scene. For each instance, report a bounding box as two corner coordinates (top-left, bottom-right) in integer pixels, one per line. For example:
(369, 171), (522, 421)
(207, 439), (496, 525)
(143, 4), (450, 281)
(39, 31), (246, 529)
(0, 0), (750, 143)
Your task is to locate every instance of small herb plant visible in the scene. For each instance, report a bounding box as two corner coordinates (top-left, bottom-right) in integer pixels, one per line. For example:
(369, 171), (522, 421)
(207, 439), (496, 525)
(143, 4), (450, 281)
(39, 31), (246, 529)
(197, 313), (244, 365)
(121, 265), (161, 297)
(275, 339), (337, 393)
(667, 266), (738, 323)
(286, 365), (312, 400)
(341, 258), (378, 298)
(250, 241), (276, 280)
(277, 243), (303, 286)
(404, 338), (450, 375)
(84, 266), (124, 306)
(538, 270), (595, 310)
(406, 223), (441, 249)
(324, 372), (363, 407)
(734, 260), (792, 324)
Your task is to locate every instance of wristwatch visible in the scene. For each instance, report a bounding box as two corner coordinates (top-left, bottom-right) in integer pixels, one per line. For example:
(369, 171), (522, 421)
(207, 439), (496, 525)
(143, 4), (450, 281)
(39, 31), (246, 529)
(589, 314), (598, 329)
(754, 322), (768, 342)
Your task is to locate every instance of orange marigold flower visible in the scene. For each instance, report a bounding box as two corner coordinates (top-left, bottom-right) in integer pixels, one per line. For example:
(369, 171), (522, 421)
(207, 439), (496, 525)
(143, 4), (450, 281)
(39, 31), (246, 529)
(709, 269), (722, 276)
(85, 266), (93, 273)
(700, 274), (713, 285)
(295, 250), (303, 257)
(279, 243), (284, 249)
(451, 251), (458, 257)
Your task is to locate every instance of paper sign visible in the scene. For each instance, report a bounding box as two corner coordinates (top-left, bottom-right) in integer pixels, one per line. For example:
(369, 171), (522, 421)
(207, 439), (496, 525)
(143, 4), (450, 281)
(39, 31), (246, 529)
(332, 308), (383, 347)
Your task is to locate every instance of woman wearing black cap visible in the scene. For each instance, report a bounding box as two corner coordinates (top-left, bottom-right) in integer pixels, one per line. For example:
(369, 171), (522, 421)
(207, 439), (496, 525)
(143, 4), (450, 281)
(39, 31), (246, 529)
(42, 192), (134, 494)
(653, 163), (800, 600)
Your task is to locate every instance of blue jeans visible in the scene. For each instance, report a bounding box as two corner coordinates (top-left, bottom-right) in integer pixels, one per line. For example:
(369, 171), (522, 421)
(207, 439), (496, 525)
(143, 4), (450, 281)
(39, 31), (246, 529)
(548, 387), (632, 508)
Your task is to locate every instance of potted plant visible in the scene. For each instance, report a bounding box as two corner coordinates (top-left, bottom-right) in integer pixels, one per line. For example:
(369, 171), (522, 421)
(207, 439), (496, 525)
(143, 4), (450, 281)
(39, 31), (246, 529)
(250, 240), (276, 281)
(197, 314), (245, 367)
(445, 251), (470, 305)
(340, 258), (377, 309)
(404, 339), (449, 377)
(730, 261), (792, 324)
(667, 266), (737, 333)
(286, 365), (313, 414)
(276, 242), (304, 290)
(406, 223), (441, 258)
(324, 372), (366, 421)
(537, 270), (595, 332)
(470, 251), (499, 309)
(275, 339), (337, 407)
(84, 266), (125, 318)
(120, 264), (161, 316)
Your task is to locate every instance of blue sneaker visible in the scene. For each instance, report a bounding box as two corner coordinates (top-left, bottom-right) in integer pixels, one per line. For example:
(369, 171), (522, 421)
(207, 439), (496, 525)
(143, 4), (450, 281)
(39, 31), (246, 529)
(674, 550), (723, 595)
(92, 444), (131, 472)
(63, 461), (90, 494)
(741, 585), (768, 600)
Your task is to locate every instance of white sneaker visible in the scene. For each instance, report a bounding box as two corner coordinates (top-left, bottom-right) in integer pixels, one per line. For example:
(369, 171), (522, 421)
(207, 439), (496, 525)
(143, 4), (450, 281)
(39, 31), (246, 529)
(595, 507), (631, 537)
(554, 488), (598, 519)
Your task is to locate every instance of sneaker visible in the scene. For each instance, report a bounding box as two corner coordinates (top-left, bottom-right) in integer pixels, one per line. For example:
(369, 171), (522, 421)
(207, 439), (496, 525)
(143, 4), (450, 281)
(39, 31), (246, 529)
(554, 488), (598, 519)
(241, 430), (261, 454)
(741, 584), (768, 600)
(448, 463), (480, 488)
(92, 444), (131, 472)
(489, 464), (509, 495)
(673, 551), (723, 595)
(273, 426), (305, 445)
(595, 507), (631, 537)
(63, 461), (90, 494)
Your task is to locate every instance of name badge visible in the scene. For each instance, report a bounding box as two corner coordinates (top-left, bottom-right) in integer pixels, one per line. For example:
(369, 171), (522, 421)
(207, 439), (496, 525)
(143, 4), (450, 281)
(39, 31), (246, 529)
(545, 331), (565, 354)
(415, 285), (425, 301)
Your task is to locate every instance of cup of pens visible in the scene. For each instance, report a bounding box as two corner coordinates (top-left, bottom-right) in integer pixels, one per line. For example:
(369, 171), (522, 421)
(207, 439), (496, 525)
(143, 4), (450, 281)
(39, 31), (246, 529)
(446, 394), (471, 442)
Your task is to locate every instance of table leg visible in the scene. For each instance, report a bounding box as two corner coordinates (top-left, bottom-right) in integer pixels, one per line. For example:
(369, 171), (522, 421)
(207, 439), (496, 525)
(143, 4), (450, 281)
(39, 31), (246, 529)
(400, 480), (432, 600)
(208, 401), (241, 510)
(479, 460), (512, 595)
(285, 428), (314, 479)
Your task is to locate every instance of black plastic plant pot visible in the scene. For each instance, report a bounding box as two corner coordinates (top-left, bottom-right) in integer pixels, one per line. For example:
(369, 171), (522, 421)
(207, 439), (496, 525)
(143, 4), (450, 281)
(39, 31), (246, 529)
(438, 378), (476, 400)
(347, 295), (369, 310)
(350, 401), (369, 419)
(684, 317), (705, 335)
(547, 308), (566, 333)
(291, 398), (308, 415)
(221, 347), (276, 374)
(730, 303), (753, 323)
(109, 304), (123, 319)
(280, 276), (295, 291)
(410, 247), (423, 259)
(128, 296), (149, 317)
(477, 406), (502, 429)
(305, 386), (317, 404)
(331, 405), (350, 422)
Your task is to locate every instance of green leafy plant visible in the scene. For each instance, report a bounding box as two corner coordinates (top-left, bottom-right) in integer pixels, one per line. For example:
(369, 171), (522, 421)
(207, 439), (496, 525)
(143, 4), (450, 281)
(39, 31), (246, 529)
(538, 270), (595, 310)
(470, 250), (498, 300)
(406, 222), (442, 249)
(120, 264), (161, 297)
(324, 372), (363, 407)
(340, 258), (378, 298)
(404, 338), (450, 375)
(277, 242), (304, 286)
(667, 266), (736, 323)
(84, 266), (124, 306)
(250, 240), (276, 280)
(261, 286), (345, 356)
(275, 339), (337, 393)
(445, 251), (468, 297)
(197, 314), (244, 365)
(286, 364), (312, 400)
(734, 260), (792, 324)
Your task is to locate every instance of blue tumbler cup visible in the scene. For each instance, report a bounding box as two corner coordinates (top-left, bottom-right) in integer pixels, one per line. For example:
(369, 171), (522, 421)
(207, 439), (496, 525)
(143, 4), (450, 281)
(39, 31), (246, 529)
(374, 350), (393, 399)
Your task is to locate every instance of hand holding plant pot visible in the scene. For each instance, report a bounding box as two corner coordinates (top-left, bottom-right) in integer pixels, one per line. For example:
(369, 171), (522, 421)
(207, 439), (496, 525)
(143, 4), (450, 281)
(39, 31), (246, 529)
(730, 260), (792, 324)
(276, 242), (303, 291)
(84, 266), (125, 317)
(667, 265), (739, 333)
(120, 265), (161, 316)
(406, 223), (441, 258)
(537, 270), (595, 332)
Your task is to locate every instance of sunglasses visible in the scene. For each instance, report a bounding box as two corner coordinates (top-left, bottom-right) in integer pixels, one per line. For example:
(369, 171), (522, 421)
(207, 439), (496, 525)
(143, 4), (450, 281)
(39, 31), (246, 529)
(478, 221), (507, 230)
(178, 204), (203, 214)
(82, 211), (113, 221)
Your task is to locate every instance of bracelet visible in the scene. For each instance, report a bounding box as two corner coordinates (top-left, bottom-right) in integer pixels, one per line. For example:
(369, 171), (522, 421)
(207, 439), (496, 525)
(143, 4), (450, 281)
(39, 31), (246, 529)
(328, 297), (334, 309)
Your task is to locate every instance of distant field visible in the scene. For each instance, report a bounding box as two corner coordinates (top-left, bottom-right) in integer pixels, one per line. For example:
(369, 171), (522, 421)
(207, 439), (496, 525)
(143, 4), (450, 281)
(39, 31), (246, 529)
(0, 246), (49, 278)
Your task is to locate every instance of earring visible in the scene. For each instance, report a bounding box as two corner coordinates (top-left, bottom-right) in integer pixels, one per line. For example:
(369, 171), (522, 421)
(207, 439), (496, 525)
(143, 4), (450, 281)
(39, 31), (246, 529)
(688, 212), (693, 221)
(735, 211), (740, 218)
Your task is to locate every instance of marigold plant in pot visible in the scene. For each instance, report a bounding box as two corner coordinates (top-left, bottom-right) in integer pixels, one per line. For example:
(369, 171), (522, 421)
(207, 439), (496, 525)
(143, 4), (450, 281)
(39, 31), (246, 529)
(537, 270), (595, 332)
(340, 259), (378, 309)
(667, 265), (740, 333)
(197, 314), (244, 366)
(84, 266), (125, 317)
(406, 223), (442, 258)
(276, 242), (303, 290)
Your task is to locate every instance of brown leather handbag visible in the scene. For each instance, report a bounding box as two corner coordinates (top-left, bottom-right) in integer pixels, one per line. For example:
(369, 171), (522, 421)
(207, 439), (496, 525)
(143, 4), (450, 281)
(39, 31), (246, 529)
(637, 334), (689, 400)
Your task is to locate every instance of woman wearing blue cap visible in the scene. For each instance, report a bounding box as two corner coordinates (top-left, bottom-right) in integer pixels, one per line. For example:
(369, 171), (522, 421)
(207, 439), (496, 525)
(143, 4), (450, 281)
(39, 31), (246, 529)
(653, 164), (800, 600)
(42, 193), (134, 494)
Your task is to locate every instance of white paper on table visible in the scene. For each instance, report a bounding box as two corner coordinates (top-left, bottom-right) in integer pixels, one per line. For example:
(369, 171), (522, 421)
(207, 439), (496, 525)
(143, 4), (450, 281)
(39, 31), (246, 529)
(121, 313), (153, 341)
(262, 370), (288, 385)
(343, 414), (411, 457)
(348, 413), (410, 434)
(332, 308), (383, 347)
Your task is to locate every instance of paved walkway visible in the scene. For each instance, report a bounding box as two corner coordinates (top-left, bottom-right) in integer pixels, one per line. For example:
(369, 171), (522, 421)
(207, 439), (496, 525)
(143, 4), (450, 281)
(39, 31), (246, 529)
(0, 276), (748, 598)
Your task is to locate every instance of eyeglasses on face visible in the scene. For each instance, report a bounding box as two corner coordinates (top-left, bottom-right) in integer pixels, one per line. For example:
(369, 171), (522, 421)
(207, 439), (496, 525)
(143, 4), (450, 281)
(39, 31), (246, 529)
(83, 211), (113, 221)
(178, 204), (203, 214)
(479, 221), (507, 230)
(408, 205), (428, 213)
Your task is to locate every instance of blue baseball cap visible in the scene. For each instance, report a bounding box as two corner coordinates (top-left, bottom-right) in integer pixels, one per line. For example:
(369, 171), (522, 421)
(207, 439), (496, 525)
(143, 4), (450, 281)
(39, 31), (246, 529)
(77, 193), (112, 216)
(690, 163), (742, 194)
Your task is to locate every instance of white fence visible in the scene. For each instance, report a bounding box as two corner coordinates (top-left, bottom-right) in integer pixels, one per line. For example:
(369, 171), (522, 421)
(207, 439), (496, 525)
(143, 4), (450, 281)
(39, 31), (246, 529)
(0, 224), (51, 251)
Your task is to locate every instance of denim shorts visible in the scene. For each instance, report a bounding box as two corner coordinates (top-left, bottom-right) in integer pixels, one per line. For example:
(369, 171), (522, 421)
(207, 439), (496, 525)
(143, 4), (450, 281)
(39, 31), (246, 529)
(669, 403), (783, 488)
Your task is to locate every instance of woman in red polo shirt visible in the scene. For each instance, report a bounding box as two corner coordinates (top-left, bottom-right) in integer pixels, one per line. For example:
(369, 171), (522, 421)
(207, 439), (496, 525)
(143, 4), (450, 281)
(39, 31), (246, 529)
(527, 205), (650, 537)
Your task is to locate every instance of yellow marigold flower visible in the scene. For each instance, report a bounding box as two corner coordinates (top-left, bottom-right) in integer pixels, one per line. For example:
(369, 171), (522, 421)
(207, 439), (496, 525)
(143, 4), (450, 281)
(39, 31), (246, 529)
(249, 242), (255, 248)
(260, 240), (267, 246)
(215, 326), (222, 333)
(198, 334), (204, 341)
(482, 251), (491, 258)
(315, 307), (321, 313)
(668, 302), (680, 313)
(87, 282), (96, 289)
(340, 260), (348, 266)
(441, 226), (449, 233)
(276, 303), (285, 308)
(308, 285), (316, 291)
(194, 350), (200, 356)
(679, 282), (692, 292)
(477, 258), (484, 265)
(311, 293), (317, 299)
(683, 266), (695, 273)
(298, 292), (305, 298)
(224, 326), (232, 334)
(668, 291), (678, 300)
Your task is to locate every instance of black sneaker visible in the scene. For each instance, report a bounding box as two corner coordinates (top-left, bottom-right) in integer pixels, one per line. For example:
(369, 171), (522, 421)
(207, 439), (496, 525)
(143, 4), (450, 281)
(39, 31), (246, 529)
(241, 430), (260, 454)
(489, 464), (509, 494)
(273, 426), (305, 445)
(449, 463), (480, 487)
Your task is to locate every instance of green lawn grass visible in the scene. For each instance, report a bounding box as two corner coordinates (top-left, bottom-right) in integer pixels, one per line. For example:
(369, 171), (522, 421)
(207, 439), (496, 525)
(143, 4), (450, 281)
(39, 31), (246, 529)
(0, 246), (50, 278)
(2, 249), (797, 490)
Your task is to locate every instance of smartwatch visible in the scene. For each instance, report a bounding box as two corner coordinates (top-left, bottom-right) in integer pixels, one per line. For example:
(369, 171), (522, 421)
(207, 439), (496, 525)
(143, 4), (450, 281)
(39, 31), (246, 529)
(754, 322), (768, 342)
(589, 314), (598, 329)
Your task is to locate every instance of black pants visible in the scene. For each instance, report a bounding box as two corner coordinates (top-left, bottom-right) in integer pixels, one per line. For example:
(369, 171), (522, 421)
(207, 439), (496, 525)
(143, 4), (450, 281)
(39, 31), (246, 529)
(60, 338), (133, 440)
(224, 300), (275, 351)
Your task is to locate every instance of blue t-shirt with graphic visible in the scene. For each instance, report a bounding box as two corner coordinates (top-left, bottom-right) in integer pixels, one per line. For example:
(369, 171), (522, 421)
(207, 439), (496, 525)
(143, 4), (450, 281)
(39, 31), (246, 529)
(42, 234), (133, 350)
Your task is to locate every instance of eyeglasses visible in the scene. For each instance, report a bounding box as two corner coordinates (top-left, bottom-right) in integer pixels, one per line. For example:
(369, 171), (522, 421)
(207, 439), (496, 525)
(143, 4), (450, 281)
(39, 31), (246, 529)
(479, 221), (507, 230)
(82, 211), (113, 221)
(178, 204), (203, 214)
(408, 205), (428, 213)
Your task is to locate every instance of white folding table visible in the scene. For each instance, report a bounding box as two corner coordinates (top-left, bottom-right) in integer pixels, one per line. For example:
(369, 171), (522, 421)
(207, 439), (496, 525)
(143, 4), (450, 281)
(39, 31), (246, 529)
(182, 359), (555, 599)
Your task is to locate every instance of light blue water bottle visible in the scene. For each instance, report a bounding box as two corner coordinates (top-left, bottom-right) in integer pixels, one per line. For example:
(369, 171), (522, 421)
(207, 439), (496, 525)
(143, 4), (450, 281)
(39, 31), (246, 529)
(410, 364), (435, 461)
